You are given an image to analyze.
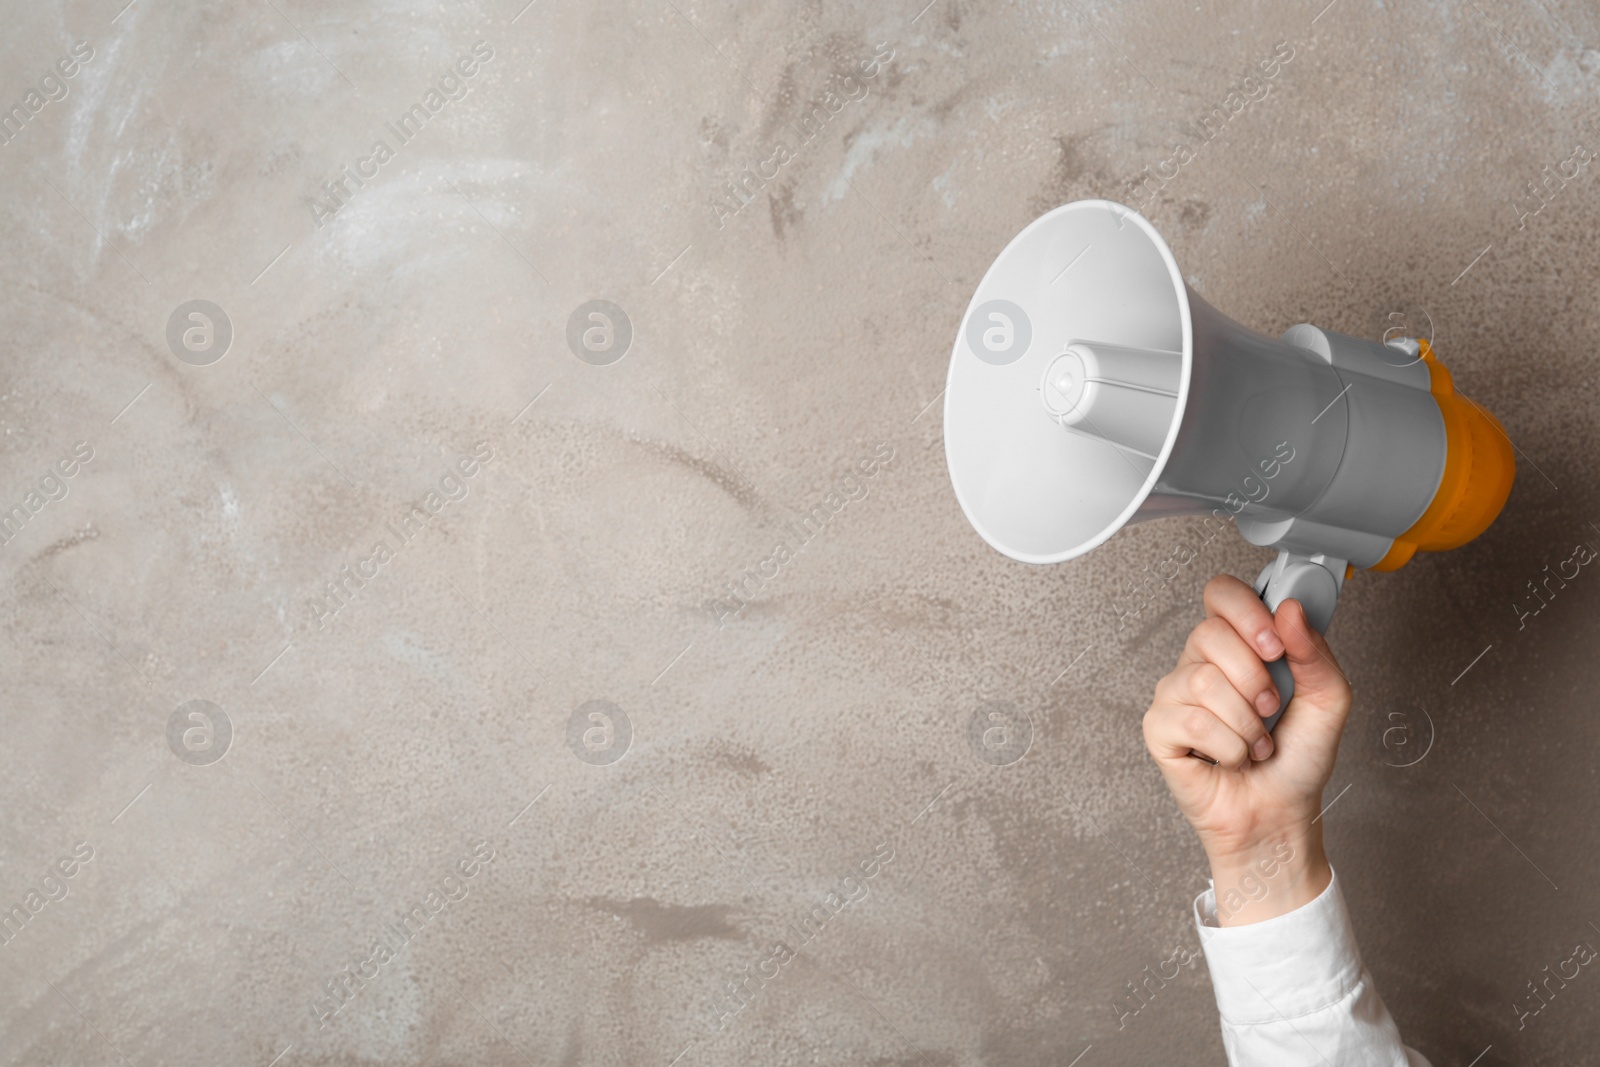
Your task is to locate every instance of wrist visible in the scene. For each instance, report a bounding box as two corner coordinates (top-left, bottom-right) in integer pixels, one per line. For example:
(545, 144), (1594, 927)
(1206, 826), (1330, 927)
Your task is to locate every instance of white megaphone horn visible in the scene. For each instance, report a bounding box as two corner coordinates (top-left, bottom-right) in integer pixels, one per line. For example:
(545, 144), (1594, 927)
(944, 200), (1515, 729)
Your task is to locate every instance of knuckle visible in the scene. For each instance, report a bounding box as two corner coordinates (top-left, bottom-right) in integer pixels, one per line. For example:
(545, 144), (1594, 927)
(1152, 674), (1176, 705)
(1220, 732), (1249, 766)
(1180, 706), (1214, 741)
(1244, 602), (1275, 632)
(1141, 701), (1161, 730)
(1332, 675), (1353, 705)
(1248, 662), (1275, 696)
(1141, 711), (1160, 748)
(1193, 662), (1227, 698)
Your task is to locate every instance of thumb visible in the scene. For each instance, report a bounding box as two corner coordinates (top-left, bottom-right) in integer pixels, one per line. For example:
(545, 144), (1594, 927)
(1273, 597), (1349, 710)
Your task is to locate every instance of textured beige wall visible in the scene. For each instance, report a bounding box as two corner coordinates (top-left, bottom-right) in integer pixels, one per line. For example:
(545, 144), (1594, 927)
(2, 0), (1598, 1064)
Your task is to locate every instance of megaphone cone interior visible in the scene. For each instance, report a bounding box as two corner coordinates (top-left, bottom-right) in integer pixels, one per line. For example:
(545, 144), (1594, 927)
(944, 200), (1515, 574)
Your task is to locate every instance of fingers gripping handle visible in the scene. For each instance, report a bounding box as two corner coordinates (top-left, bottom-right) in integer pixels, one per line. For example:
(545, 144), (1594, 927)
(1253, 551), (1345, 733)
(1261, 657), (1298, 735)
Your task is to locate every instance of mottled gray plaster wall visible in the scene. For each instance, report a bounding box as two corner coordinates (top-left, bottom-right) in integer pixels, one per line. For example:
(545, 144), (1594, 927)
(2, 0), (1598, 1064)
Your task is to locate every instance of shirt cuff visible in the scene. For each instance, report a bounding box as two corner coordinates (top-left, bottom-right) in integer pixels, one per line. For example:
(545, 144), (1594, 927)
(1193, 867), (1364, 1025)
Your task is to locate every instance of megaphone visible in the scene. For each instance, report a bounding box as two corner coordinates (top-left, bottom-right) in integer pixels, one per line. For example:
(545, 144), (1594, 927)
(944, 200), (1514, 728)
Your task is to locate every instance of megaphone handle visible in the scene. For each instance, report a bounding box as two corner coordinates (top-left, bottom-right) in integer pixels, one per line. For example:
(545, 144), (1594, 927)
(1262, 657), (1297, 734)
(1253, 551), (1346, 734)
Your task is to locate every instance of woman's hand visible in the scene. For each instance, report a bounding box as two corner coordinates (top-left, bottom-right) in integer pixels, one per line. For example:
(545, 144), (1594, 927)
(1142, 574), (1352, 924)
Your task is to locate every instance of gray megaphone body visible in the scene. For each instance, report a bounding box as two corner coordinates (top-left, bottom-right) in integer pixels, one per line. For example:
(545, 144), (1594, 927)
(944, 200), (1515, 730)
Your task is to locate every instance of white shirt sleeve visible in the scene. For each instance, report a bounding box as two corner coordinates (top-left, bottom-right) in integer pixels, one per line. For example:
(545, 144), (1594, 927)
(1193, 868), (1431, 1067)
